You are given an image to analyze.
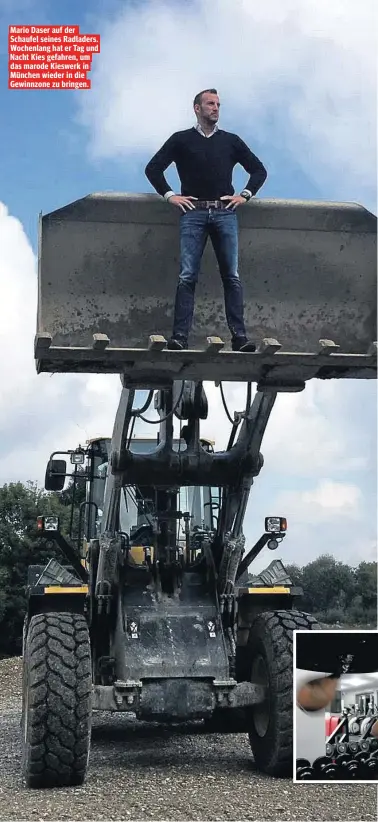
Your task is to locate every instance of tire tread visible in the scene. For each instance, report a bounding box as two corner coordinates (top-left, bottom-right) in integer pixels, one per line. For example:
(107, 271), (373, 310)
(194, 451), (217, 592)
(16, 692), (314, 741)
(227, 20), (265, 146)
(22, 612), (91, 789)
(247, 609), (320, 777)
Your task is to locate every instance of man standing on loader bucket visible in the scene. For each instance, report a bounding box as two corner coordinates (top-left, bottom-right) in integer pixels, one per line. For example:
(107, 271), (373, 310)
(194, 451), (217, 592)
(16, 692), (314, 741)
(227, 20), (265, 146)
(145, 89), (267, 351)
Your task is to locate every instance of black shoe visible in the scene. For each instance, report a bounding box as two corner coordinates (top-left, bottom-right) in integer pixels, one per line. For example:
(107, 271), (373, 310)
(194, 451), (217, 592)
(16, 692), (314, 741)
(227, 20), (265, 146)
(231, 337), (256, 352)
(167, 336), (188, 350)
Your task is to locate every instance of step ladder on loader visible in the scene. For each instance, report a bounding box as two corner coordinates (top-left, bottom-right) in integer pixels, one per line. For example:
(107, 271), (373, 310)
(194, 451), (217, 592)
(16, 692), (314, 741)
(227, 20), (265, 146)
(22, 193), (376, 789)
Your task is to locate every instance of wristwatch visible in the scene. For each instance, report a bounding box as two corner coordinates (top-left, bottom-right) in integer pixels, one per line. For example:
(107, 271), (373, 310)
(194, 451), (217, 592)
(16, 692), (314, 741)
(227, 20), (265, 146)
(240, 189), (252, 201)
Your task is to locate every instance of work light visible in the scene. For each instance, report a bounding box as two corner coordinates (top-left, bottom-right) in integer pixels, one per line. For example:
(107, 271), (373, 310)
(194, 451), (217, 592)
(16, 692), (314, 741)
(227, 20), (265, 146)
(265, 517), (287, 533)
(36, 516), (60, 531)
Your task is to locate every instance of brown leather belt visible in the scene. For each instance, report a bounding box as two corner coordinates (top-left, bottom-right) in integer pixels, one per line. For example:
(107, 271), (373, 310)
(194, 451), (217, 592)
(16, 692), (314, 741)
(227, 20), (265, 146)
(193, 199), (229, 210)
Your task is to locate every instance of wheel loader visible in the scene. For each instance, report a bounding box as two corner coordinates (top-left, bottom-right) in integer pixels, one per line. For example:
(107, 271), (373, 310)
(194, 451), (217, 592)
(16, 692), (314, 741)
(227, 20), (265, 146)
(22, 193), (377, 789)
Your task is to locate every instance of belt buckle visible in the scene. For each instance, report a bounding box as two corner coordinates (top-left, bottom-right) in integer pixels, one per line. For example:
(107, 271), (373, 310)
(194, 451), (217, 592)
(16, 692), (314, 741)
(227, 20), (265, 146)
(208, 200), (217, 209)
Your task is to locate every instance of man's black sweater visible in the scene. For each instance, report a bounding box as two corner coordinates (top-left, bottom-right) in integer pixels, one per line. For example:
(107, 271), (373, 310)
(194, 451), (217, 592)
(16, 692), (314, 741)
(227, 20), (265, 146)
(145, 128), (267, 200)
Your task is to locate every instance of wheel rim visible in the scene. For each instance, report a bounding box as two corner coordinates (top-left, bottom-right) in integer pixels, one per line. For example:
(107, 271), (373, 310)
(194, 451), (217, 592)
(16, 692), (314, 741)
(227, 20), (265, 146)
(251, 654), (270, 737)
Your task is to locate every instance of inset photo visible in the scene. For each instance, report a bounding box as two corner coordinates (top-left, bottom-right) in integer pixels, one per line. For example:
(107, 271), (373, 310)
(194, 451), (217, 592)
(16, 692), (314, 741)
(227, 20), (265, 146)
(294, 630), (378, 782)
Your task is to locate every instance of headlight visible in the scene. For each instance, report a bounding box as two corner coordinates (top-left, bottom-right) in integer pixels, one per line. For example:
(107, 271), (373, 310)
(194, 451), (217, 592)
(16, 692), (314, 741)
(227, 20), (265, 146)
(265, 516), (287, 533)
(37, 516), (59, 531)
(71, 451), (85, 465)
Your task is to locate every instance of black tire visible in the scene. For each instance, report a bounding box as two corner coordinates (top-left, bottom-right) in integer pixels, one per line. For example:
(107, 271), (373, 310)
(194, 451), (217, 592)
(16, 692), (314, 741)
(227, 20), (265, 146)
(246, 610), (321, 777)
(21, 612), (92, 789)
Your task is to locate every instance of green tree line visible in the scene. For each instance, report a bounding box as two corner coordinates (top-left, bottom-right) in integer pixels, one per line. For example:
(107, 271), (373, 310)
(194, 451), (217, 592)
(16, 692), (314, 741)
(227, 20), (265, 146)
(0, 479), (86, 658)
(0, 481), (376, 657)
(284, 555), (377, 628)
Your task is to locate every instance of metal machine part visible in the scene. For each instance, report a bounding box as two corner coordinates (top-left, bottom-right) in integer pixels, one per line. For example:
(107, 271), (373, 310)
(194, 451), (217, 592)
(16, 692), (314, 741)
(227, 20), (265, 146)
(36, 194), (376, 357)
(21, 192), (377, 790)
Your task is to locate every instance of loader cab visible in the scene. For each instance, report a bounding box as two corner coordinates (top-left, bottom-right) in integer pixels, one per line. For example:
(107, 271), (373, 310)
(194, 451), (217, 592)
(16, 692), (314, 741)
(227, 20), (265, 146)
(88, 435), (221, 567)
(44, 435), (220, 568)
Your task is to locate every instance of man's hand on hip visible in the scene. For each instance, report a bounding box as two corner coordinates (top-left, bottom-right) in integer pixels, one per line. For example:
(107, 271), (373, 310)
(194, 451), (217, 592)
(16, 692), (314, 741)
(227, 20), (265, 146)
(220, 195), (248, 210)
(168, 195), (198, 213)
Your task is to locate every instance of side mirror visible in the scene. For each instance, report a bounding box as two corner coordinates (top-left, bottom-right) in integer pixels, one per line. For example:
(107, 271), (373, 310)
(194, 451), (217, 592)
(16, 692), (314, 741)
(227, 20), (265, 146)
(45, 459), (67, 491)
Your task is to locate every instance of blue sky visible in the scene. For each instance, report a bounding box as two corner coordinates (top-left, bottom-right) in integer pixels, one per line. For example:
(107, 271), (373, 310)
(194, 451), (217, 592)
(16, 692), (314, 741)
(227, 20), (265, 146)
(0, 0), (376, 571)
(1, 0), (144, 243)
(0, 0), (323, 247)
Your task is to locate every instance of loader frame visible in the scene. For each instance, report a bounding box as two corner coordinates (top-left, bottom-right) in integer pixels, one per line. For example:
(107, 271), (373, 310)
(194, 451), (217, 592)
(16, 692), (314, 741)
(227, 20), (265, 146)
(21, 192), (377, 788)
(24, 374), (316, 783)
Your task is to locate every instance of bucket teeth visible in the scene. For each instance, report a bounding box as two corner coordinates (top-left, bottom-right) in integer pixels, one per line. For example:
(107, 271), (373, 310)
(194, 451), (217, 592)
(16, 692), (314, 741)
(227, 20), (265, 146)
(148, 335), (167, 350)
(35, 332), (52, 350)
(35, 193), (377, 377)
(318, 339), (340, 354)
(93, 333), (110, 350)
(257, 338), (281, 354)
(206, 336), (224, 352)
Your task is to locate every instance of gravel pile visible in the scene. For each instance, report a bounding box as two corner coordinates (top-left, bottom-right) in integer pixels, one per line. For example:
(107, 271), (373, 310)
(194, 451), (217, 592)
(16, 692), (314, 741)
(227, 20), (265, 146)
(0, 657), (376, 821)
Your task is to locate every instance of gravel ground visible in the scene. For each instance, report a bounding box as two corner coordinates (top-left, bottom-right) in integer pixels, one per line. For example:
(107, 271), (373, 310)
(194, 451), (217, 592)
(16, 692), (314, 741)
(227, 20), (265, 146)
(0, 657), (376, 822)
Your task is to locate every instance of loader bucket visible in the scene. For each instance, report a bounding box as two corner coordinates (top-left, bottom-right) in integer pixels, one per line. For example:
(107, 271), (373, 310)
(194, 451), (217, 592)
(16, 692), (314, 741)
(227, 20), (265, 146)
(35, 193), (377, 383)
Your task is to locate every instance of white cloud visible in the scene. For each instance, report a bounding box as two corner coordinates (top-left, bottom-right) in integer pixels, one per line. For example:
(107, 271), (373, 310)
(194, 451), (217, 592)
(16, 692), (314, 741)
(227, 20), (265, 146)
(189, 380), (375, 479)
(241, 469), (375, 570)
(259, 382), (373, 477)
(79, 0), (376, 204)
(305, 480), (361, 513)
(276, 479), (362, 524)
(0, 204), (121, 484)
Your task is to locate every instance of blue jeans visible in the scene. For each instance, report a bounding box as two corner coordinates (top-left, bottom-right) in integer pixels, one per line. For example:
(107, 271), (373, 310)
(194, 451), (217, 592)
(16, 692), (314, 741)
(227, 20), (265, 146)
(172, 208), (247, 342)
